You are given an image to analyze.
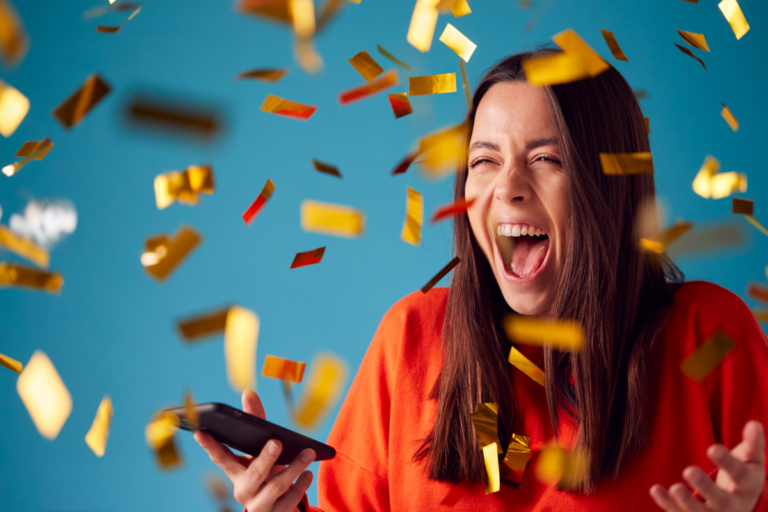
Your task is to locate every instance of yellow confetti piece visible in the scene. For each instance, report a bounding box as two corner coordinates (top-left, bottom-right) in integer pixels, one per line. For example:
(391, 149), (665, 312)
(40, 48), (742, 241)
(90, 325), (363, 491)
(401, 187), (423, 246)
(599, 152), (654, 175)
(459, 58), (471, 107)
(0, 80), (29, 137)
(470, 403), (502, 453)
(439, 24), (476, 62)
(348, 50), (384, 83)
(409, 73), (457, 96)
(53, 74), (112, 129)
(15, 140), (54, 160)
(674, 43), (707, 71)
(376, 44), (411, 71)
(718, 0), (749, 40)
(234, 68), (288, 82)
(260, 93), (317, 120)
(262, 354), (306, 383)
(523, 29), (609, 86)
(482, 442), (501, 494)
(640, 221), (694, 254)
(680, 330), (735, 381)
(745, 215), (768, 237)
(85, 396), (113, 457)
(449, 0), (471, 17)
(0, 262), (63, 293)
(154, 164), (215, 210)
(3, 137), (53, 177)
(224, 306), (259, 392)
(508, 346), (545, 386)
(177, 308), (229, 341)
(300, 200), (365, 238)
(418, 122), (470, 178)
(145, 411), (182, 470)
(677, 30), (710, 52)
(535, 446), (587, 488)
(502, 434), (532, 472)
(294, 353), (347, 429)
(691, 155), (746, 199)
(503, 315), (585, 350)
(721, 103), (739, 131)
(0, 226), (49, 268)
(600, 29), (628, 61)
(288, 0), (315, 38)
(17, 351), (72, 440)
(142, 226), (202, 282)
(0, 352), (22, 374)
(0, 0), (28, 65)
(407, 0), (439, 53)
(295, 36), (323, 74)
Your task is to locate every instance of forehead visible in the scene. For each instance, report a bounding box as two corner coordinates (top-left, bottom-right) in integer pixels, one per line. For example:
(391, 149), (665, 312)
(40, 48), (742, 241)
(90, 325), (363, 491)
(471, 81), (557, 142)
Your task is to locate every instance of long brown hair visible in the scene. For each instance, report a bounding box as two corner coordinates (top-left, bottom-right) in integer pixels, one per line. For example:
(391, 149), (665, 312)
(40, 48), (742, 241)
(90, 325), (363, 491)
(415, 48), (684, 491)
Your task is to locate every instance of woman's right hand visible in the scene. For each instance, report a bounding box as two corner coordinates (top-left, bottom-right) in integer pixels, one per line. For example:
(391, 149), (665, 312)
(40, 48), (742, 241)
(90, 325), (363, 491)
(194, 389), (316, 512)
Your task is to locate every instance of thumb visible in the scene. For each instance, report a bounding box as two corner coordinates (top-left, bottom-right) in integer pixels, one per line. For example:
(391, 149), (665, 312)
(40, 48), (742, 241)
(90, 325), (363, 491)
(242, 389), (266, 420)
(736, 421), (766, 466)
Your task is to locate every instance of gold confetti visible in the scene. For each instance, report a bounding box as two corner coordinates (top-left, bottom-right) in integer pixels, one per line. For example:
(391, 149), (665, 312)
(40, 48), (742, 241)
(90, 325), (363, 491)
(501, 433), (532, 476)
(288, 0), (315, 39)
(0, 226), (49, 268)
(508, 346), (545, 386)
(599, 152), (654, 175)
(407, 0), (439, 53)
(53, 74), (112, 129)
(348, 50), (384, 83)
(482, 442), (501, 494)
(677, 30), (710, 52)
(745, 215), (768, 238)
(87, 3), (142, 33)
(523, 29), (609, 86)
(680, 330), (735, 381)
(401, 187), (423, 246)
(184, 391), (199, 427)
(0, 262), (62, 293)
(0, 80), (28, 137)
(155, 165), (214, 210)
(237, 0), (291, 24)
(312, 159), (341, 178)
(262, 354), (306, 383)
(470, 403), (502, 453)
(600, 29), (628, 61)
(0, 352), (22, 374)
(421, 256), (460, 293)
(665, 221), (745, 258)
(409, 73), (457, 96)
(640, 221), (694, 254)
(293, 353), (347, 429)
(15, 140), (54, 160)
(145, 411), (182, 470)
(535, 446), (587, 488)
(418, 122), (470, 177)
(126, 95), (221, 139)
(316, 0), (348, 33)
(721, 103), (739, 131)
(439, 24), (476, 62)
(388, 92), (413, 119)
(376, 44), (411, 71)
(224, 306), (260, 392)
(85, 396), (113, 457)
(260, 93), (317, 120)
(177, 308), (229, 341)
(3, 137), (53, 177)
(718, 0), (749, 40)
(503, 315), (585, 350)
(691, 155), (746, 199)
(674, 43), (707, 71)
(0, 0), (28, 65)
(234, 68), (288, 82)
(17, 351), (72, 439)
(295, 36), (323, 74)
(142, 226), (202, 282)
(300, 200), (365, 238)
(448, 0), (471, 17)
(339, 69), (398, 105)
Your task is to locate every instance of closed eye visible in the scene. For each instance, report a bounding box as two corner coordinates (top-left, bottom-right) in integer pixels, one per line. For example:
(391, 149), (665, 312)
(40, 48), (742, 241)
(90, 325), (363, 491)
(469, 158), (495, 169)
(532, 155), (561, 165)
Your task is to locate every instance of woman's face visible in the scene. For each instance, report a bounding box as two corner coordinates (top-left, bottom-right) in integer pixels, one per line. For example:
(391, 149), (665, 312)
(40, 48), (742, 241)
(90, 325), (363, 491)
(465, 81), (570, 316)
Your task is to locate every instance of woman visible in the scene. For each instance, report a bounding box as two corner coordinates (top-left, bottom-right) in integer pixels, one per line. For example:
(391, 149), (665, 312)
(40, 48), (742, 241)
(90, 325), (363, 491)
(195, 49), (768, 512)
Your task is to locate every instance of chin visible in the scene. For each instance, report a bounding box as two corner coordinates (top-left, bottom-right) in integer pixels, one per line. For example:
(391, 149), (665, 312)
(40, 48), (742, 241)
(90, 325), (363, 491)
(499, 287), (554, 316)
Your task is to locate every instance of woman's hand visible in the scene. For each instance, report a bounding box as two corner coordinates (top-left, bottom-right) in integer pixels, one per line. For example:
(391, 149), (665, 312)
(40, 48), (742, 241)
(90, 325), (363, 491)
(650, 420), (766, 512)
(194, 389), (316, 512)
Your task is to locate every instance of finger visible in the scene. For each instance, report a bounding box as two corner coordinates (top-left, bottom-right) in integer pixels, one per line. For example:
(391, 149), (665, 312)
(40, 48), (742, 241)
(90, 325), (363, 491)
(708, 444), (750, 484)
(249, 449), (316, 509)
(242, 389), (266, 420)
(742, 421), (766, 465)
(194, 431), (247, 479)
(235, 440), (284, 501)
(669, 483), (708, 512)
(649, 484), (684, 512)
(272, 471), (314, 512)
(682, 466), (731, 510)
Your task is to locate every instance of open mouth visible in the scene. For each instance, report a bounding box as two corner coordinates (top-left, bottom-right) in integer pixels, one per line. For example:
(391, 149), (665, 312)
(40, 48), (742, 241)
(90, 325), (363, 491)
(495, 224), (550, 279)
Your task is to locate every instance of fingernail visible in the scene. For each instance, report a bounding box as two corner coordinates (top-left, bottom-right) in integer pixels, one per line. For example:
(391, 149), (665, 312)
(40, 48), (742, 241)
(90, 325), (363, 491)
(268, 441), (280, 455)
(301, 449), (315, 462)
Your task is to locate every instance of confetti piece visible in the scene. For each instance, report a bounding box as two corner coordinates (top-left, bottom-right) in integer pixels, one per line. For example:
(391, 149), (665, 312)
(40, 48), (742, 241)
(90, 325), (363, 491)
(85, 396), (113, 457)
(681, 0), (699, 3)
(312, 159), (341, 178)
(508, 346), (546, 386)
(0, 262), (62, 293)
(10, 199), (75, 249)
(142, 226), (202, 282)
(261, 94), (317, 120)
(293, 353), (347, 429)
(155, 164), (214, 210)
(17, 351), (72, 439)
(439, 24), (476, 62)
(448, 0), (471, 17)
(348, 50), (384, 83)
(183, 391), (199, 426)
(680, 330), (735, 381)
(237, 0), (291, 24)
(401, 187), (423, 246)
(0, 0), (28, 65)
(600, 29), (628, 61)
(339, 69), (398, 105)
(674, 43), (707, 71)
(177, 308), (229, 341)
(418, 122), (470, 177)
(376, 44), (411, 71)
(91, 3), (141, 33)
(430, 197), (475, 223)
(391, 150), (421, 175)
(0, 80), (28, 137)
(748, 282), (768, 305)
(752, 310), (768, 323)
(721, 103), (739, 131)
(535, 446), (587, 488)
(3, 137), (53, 177)
(316, 0), (347, 34)
(523, 29), (609, 86)
(145, 411), (182, 470)
(718, 0), (749, 40)
(0, 225), (49, 268)
(599, 152), (654, 175)
(242, 178), (276, 225)
(126, 95), (221, 138)
(482, 442), (501, 494)
(290, 246), (325, 269)
(407, 0), (439, 53)
(744, 215), (768, 237)
(388, 92), (413, 119)
(459, 59), (472, 108)
(54, 74), (112, 129)
(206, 474), (231, 503)
(300, 200), (365, 238)
(295, 36), (323, 74)
(288, 0), (315, 38)
(503, 316), (585, 350)
(732, 198), (753, 215)
(421, 256), (460, 293)
(691, 155), (746, 199)
(262, 354), (306, 382)
(409, 73), (457, 96)
(501, 433), (533, 479)
(470, 403), (502, 452)
(665, 221), (745, 258)
(677, 30), (710, 52)
(634, 89), (648, 100)
(234, 68), (288, 82)
(224, 306), (260, 392)
(639, 221), (694, 254)
(15, 140), (54, 160)
(0, 352), (22, 374)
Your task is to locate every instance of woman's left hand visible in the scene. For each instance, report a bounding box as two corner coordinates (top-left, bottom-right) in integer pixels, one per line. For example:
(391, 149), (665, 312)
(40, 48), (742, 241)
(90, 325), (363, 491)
(650, 420), (766, 512)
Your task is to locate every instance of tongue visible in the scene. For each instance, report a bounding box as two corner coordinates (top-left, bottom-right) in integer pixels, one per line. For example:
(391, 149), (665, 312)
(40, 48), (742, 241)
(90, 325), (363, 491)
(509, 237), (549, 277)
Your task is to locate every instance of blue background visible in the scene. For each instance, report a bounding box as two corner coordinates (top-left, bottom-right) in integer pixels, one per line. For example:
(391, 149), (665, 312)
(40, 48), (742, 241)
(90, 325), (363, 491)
(1, 0), (765, 510)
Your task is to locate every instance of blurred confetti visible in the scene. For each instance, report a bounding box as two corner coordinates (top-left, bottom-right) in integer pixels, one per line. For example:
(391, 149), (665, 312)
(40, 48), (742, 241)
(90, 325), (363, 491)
(0, 262), (63, 293)
(680, 330), (735, 381)
(142, 226), (202, 282)
(126, 93), (222, 139)
(54, 74), (112, 129)
(292, 353), (347, 429)
(289, 246), (326, 269)
(0, 80), (29, 137)
(17, 351), (72, 439)
(0, 0), (28, 65)
(301, 200), (365, 238)
(85, 396), (113, 457)
(401, 187), (423, 246)
(224, 306), (260, 392)
(154, 165), (215, 209)
(503, 316), (585, 350)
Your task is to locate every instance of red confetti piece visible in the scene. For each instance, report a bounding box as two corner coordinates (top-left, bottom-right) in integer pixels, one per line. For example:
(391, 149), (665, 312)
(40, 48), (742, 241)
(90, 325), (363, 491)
(391, 150), (421, 175)
(748, 282), (768, 305)
(430, 197), (476, 223)
(339, 69), (399, 106)
(290, 247), (326, 269)
(242, 178), (275, 225)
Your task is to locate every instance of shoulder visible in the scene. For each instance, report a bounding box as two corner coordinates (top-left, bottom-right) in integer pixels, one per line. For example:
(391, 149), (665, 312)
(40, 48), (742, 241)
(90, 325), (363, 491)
(379, 287), (450, 334)
(670, 280), (753, 329)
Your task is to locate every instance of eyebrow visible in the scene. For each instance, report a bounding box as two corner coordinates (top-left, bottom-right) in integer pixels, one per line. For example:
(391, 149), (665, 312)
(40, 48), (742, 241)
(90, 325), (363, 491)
(469, 137), (560, 152)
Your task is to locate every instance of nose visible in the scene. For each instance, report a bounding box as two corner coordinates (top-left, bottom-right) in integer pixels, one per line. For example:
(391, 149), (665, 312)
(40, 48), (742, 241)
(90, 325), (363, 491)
(494, 163), (530, 204)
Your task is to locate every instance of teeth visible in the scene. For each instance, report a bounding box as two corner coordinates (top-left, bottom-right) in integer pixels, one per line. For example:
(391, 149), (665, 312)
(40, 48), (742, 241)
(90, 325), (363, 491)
(496, 224), (547, 237)
(511, 225), (521, 237)
(520, 226), (528, 236)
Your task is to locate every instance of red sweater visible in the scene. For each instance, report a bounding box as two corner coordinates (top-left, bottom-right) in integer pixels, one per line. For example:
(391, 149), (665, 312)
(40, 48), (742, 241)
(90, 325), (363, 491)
(311, 281), (768, 511)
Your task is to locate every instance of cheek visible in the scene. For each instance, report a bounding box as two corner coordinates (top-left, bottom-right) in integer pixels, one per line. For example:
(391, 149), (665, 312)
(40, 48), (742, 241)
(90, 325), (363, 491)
(465, 175), (492, 253)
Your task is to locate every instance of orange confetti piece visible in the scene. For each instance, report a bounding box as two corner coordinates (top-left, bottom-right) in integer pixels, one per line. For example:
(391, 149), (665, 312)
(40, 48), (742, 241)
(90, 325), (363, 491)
(242, 178), (275, 225)
(262, 354), (306, 382)
(339, 69), (398, 105)
(430, 197), (475, 223)
(260, 94), (317, 120)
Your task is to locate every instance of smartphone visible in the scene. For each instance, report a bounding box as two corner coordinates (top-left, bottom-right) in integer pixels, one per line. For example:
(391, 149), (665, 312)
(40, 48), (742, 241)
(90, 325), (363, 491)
(166, 402), (336, 465)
